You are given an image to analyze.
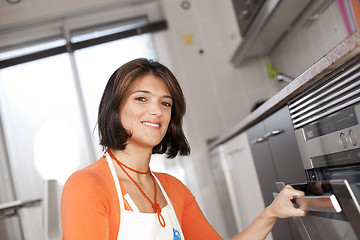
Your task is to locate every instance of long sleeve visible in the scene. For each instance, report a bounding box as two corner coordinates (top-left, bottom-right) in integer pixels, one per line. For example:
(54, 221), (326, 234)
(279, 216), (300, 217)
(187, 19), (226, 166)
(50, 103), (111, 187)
(181, 186), (223, 240)
(155, 172), (223, 240)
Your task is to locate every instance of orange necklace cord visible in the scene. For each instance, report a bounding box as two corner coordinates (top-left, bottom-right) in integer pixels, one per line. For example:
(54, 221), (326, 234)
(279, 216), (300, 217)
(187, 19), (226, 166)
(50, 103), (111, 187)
(106, 150), (166, 227)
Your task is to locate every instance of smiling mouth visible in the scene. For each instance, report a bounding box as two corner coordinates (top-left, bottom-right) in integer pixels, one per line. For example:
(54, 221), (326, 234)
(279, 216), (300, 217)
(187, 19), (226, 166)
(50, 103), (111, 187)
(141, 121), (161, 128)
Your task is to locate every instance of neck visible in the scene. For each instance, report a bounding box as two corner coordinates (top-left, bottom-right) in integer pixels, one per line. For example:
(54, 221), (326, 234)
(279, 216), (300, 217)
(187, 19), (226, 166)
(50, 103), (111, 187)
(109, 145), (152, 181)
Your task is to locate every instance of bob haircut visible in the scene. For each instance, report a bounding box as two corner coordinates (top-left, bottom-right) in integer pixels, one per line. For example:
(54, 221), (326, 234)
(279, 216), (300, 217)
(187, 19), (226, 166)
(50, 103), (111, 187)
(98, 58), (190, 158)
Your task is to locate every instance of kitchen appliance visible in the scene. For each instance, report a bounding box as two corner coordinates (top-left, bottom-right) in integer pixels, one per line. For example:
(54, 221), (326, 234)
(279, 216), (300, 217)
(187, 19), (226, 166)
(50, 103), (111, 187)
(232, 0), (266, 37)
(286, 54), (360, 239)
(230, 0), (311, 66)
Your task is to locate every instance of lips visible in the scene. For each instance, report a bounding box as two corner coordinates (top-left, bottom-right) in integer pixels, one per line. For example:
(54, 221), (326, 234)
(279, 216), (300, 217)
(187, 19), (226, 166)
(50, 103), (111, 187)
(141, 121), (161, 128)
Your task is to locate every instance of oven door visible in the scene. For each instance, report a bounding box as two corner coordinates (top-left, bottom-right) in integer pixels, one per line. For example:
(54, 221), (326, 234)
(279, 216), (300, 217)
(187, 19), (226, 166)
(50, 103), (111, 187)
(276, 180), (360, 240)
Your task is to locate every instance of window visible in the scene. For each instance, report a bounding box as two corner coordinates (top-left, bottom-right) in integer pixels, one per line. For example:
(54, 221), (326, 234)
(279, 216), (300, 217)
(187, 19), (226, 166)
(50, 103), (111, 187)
(0, 53), (92, 238)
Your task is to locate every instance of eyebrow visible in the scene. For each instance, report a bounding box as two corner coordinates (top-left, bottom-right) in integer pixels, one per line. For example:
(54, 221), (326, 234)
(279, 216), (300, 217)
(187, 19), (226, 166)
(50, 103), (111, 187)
(131, 90), (173, 100)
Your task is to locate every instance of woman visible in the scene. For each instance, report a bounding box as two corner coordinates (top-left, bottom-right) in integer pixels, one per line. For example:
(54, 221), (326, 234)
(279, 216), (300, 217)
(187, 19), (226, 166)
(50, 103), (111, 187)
(61, 58), (306, 240)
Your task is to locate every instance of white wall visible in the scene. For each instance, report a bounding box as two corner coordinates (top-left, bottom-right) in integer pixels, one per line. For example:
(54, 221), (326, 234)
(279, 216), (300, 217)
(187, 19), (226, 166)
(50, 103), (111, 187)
(270, 0), (348, 78)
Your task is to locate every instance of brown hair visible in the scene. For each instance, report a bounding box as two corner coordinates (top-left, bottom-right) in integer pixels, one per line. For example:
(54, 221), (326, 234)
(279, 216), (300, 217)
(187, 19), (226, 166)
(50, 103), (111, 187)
(98, 58), (190, 158)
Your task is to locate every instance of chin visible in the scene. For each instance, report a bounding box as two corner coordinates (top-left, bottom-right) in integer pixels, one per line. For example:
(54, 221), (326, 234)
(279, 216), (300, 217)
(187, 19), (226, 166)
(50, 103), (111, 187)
(133, 139), (163, 149)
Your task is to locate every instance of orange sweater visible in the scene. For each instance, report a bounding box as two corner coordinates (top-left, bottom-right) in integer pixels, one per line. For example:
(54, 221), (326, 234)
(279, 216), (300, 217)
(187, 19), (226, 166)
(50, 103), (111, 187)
(61, 157), (222, 240)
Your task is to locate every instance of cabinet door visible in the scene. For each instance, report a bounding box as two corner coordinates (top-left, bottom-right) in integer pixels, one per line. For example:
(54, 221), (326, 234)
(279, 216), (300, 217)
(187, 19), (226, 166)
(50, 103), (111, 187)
(263, 106), (307, 240)
(246, 121), (278, 206)
(264, 106), (307, 184)
(209, 147), (239, 239)
(246, 108), (298, 240)
(247, 121), (293, 240)
(222, 132), (272, 239)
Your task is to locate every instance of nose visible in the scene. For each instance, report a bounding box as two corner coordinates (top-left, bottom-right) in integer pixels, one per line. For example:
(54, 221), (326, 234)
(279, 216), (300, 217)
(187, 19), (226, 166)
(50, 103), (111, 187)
(148, 101), (163, 117)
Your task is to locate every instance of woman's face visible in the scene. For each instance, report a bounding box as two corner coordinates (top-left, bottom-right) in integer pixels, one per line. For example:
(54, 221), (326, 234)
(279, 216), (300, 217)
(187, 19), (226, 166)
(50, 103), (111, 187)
(120, 75), (172, 149)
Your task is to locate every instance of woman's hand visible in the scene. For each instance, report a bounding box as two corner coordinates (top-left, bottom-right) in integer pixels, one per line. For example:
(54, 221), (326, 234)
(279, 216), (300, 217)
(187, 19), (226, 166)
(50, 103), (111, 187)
(230, 185), (306, 240)
(266, 184), (307, 219)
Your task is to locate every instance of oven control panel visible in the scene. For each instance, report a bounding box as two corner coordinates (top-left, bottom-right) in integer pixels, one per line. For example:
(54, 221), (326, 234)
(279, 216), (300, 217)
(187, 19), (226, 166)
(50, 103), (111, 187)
(295, 104), (360, 169)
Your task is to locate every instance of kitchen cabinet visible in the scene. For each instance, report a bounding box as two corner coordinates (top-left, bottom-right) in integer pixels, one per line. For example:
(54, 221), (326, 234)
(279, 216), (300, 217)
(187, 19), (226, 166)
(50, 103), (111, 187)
(246, 105), (307, 240)
(220, 132), (273, 239)
(209, 147), (238, 239)
(230, 0), (311, 66)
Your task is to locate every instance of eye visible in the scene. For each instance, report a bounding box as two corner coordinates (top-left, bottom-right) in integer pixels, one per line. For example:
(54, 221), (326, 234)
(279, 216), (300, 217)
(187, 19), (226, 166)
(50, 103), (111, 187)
(162, 101), (172, 107)
(135, 96), (147, 102)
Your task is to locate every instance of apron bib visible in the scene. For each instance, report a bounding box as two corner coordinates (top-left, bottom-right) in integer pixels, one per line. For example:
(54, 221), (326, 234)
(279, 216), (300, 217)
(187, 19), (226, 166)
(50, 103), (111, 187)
(106, 152), (185, 240)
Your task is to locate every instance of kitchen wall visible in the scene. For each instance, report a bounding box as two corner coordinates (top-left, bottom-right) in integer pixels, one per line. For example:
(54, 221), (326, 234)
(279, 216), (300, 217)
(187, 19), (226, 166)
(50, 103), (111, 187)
(270, 0), (348, 79)
(0, 0), (348, 238)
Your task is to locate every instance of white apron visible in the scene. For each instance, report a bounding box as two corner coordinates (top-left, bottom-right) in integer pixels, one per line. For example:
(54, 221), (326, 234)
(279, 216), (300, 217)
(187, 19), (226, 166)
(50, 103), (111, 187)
(105, 152), (185, 240)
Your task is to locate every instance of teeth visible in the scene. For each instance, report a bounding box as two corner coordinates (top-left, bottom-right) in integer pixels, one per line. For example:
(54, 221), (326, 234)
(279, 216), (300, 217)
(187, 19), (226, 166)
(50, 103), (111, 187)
(142, 122), (160, 127)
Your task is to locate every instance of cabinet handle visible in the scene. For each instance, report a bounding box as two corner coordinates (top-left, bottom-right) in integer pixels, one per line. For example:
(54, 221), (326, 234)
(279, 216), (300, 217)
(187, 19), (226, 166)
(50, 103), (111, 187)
(251, 129), (284, 144)
(251, 137), (266, 144)
(228, 148), (243, 156)
(264, 129), (284, 138)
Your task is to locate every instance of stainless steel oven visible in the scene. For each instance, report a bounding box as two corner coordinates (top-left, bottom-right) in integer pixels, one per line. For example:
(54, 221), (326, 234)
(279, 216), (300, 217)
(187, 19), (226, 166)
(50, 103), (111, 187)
(285, 55), (360, 240)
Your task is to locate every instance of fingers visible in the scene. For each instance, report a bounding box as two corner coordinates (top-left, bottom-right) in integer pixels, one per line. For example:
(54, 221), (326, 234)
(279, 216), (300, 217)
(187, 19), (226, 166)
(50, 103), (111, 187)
(289, 208), (307, 217)
(277, 185), (307, 218)
(283, 185), (305, 198)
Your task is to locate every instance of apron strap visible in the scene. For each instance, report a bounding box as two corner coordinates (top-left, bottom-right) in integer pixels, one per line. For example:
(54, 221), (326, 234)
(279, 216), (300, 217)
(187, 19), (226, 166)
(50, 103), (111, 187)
(105, 152), (125, 211)
(106, 153), (185, 239)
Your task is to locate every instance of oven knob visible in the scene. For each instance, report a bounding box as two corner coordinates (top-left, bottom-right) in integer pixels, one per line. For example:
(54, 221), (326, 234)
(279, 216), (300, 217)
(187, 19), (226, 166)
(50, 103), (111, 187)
(349, 130), (357, 146)
(340, 133), (347, 148)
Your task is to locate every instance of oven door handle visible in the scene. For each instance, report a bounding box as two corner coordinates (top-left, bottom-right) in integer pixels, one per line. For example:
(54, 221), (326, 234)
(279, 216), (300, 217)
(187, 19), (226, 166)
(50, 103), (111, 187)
(275, 182), (342, 213)
(293, 194), (342, 213)
(275, 180), (360, 239)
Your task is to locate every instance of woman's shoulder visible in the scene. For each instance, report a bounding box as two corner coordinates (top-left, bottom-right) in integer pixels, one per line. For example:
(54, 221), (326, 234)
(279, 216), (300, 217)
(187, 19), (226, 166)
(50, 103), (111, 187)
(63, 157), (113, 194)
(154, 172), (185, 187)
(68, 157), (108, 179)
(154, 172), (194, 200)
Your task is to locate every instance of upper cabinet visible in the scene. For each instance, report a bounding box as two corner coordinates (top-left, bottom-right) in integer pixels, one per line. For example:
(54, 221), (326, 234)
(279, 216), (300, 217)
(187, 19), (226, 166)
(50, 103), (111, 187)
(230, 0), (311, 67)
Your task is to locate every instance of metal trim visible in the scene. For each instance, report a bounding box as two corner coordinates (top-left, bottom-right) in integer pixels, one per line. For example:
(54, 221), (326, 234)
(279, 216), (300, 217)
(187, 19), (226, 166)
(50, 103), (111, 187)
(0, 20), (167, 69)
(293, 96), (360, 129)
(289, 69), (360, 115)
(292, 88), (360, 125)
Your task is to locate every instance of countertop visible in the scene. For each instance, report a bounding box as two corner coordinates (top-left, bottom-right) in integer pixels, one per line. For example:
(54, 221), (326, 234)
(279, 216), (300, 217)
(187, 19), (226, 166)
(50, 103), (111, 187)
(209, 29), (360, 150)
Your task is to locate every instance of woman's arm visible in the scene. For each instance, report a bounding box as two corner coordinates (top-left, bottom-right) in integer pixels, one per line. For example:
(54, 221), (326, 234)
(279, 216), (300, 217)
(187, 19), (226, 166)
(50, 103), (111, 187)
(231, 185), (306, 240)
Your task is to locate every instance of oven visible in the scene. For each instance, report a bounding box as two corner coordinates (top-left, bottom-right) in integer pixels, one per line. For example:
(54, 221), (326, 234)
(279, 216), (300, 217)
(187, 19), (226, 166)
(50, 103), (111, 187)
(285, 54), (360, 240)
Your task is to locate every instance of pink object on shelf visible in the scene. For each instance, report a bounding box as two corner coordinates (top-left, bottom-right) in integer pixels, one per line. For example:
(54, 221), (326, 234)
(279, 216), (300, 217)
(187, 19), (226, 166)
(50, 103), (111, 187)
(337, 0), (353, 35)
